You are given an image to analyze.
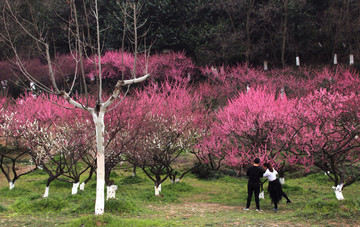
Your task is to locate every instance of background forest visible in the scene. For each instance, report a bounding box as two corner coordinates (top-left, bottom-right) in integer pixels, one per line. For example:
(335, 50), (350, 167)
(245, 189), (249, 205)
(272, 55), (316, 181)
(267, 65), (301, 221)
(0, 0), (360, 67)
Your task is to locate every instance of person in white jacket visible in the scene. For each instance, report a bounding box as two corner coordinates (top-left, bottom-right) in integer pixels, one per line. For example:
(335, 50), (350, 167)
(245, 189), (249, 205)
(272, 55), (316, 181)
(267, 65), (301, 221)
(263, 162), (291, 211)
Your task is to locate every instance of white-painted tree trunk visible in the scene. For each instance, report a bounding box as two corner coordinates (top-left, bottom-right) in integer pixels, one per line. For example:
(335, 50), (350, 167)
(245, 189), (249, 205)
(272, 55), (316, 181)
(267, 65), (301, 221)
(296, 56), (300, 66)
(259, 191), (265, 199)
(350, 54), (354, 65)
(154, 184), (162, 196)
(279, 178), (285, 184)
(332, 184), (345, 200)
(263, 60), (268, 71)
(132, 172), (136, 177)
(280, 87), (285, 98)
(80, 182), (85, 191)
(333, 54), (338, 65)
(9, 181), (15, 190)
(93, 109), (106, 215)
(43, 186), (50, 198)
(154, 186), (160, 196)
(72, 182), (80, 195)
(106, 185), (118, 200)
(246, 85), (250, 93)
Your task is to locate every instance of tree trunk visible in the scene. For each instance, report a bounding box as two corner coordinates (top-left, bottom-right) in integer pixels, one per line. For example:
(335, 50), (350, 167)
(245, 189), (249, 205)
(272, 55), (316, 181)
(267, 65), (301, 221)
(9, 181), (15, 190)
(154, 183), (161, 196)
(349, 54), (354, 65)
(93, 107), (106, 215)
(72, 182), (80, 195)
(281, 0), (288, 68)
(333, 54), (338, 65)
(245, 0), (255, 63)
(80, 182), (86, 191)
(332, 184), (345, 200)
(43, 186), (50, 198)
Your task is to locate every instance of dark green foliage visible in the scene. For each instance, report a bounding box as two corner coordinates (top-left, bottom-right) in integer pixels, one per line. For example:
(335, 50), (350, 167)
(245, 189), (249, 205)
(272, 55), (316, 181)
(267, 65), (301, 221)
(120, 175), (146, 185)
(191, 163), (223, 180)
(109, 171), (119, 178)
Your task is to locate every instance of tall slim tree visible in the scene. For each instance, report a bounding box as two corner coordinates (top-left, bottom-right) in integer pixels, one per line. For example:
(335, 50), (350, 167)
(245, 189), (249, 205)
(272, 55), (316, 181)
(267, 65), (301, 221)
(0, 0), (149, 215)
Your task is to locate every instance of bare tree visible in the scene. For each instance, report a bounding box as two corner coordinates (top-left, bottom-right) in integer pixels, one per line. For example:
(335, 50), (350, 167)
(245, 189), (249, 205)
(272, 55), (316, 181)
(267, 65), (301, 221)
(0, 0), (150, 215)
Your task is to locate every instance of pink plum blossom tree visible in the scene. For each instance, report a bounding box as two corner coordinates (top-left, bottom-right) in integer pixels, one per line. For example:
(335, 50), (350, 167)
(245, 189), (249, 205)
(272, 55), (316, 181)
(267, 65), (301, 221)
(291, 89), (360, 200)
(123, 82), (202, 195)
(215, 86), (303, 181)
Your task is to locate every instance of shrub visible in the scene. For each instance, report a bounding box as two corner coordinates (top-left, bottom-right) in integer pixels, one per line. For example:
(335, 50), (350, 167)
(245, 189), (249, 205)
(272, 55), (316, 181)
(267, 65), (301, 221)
(191, 163), (223, 180)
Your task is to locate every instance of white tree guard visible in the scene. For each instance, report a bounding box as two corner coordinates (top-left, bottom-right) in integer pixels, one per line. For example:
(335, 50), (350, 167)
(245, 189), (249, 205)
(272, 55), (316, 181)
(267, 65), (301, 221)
(332, 184), (345, 200)
(333, 54), (338, 65)
(132, 172), (136, 177)
(350, 54), (354, 65)
(296, 56), (300, 66)
(263, 60), (268, 71)
(246, 85), (250, 93)
(106, 185), (118, 200)
(72, 182), (80, 194)
(279, 178), (285, 185)
(9, 181), (15, 190)
(43, 186), (50, 198)
(259, 191), (265, 199)
(155, 186), (161, 196)
(80, 182), (85, 191)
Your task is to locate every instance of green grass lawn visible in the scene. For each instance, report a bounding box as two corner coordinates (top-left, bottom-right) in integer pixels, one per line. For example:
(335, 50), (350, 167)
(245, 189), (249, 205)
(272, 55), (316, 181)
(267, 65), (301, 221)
(0, 166), (359, 226)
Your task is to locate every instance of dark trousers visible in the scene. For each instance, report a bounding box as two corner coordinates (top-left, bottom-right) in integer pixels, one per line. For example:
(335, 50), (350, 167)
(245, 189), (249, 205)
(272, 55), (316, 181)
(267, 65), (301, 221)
(246, 183), (260, 209)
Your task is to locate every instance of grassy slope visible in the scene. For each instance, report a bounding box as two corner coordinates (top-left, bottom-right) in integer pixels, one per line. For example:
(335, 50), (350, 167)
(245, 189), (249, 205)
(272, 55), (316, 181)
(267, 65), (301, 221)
(0, 165), (359, 227)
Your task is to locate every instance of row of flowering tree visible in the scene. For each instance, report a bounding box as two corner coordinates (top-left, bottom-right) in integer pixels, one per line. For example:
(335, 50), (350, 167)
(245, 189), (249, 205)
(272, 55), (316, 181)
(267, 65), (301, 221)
(0, 80), (205, 197)
(1, 71), (360, 204)
(198, 85), (360, 200)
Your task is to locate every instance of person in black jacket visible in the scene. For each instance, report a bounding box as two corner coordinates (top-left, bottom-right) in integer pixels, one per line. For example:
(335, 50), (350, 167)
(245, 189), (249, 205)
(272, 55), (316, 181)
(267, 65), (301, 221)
(244, 158), (265, 211)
